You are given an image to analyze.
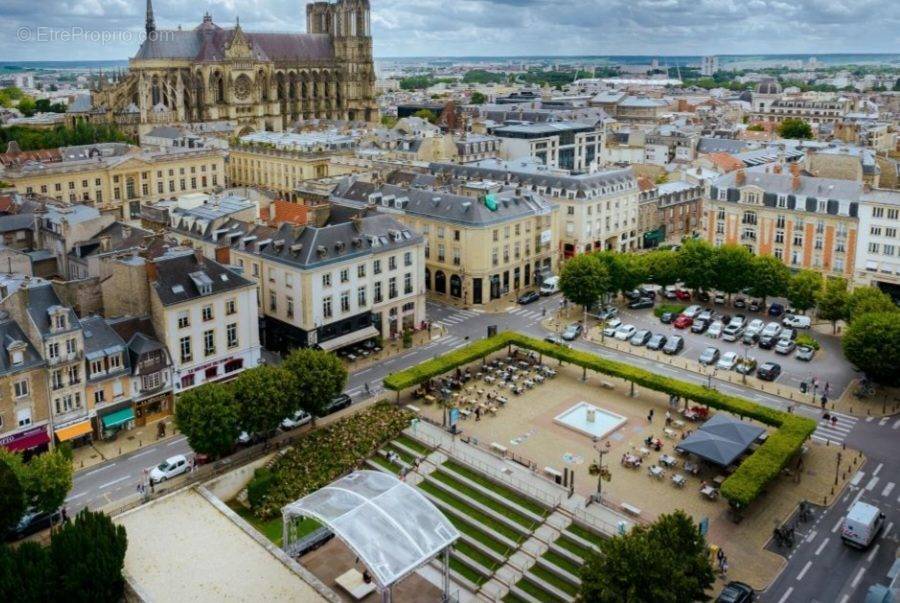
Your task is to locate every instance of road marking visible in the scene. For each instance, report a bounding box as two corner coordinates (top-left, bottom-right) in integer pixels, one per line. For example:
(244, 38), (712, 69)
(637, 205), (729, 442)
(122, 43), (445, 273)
(82, 462), (117, 477)
(356, 367), (372, 375)
(130, 449), (155, 459)
(877, 417), (888, 426)
(865, 477), (880, 491)
(866, 416), (874, 422)
(882, 482), (895, 498)
(850, 471), (865, 487)
(65, 492), (86, 502)
(796, 560), (813, 580)
(167, 436), (188, 447)
(893, 418), (900, 430)
(873, 463), (884, 476)
(867, 543), (881, 563)
(98, 475), (131, 490)
(838, 595), (849, 603)
(815, 537), (830, 555)
(832, 516), (844, 533)
(805, 529), (818, 542)
(884, 522), (893, 538)
(851, 567), (866, 588)
(777, 587), (794, 603)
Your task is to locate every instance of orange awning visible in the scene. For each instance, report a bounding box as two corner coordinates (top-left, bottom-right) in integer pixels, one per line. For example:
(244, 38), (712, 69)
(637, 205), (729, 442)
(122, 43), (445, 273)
(55, 420), (92, 442)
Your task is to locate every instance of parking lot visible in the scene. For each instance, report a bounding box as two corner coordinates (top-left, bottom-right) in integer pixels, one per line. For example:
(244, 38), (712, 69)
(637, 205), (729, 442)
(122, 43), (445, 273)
(595, 294), (858, 398)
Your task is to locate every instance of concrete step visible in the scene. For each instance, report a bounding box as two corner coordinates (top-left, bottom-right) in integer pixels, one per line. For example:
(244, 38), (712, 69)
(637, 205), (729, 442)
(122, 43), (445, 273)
(437, 464), (547, 523)
(418, 490), (519, 551)
(424, 476), (533, 536)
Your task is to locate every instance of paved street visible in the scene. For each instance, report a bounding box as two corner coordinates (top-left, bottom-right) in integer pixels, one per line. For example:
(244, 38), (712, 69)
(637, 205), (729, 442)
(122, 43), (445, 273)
(64, 295), (898, 601)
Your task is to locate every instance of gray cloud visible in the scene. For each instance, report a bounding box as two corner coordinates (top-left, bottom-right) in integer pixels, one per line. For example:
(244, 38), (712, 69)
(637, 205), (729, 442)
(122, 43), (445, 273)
(0, 0), (897, 61)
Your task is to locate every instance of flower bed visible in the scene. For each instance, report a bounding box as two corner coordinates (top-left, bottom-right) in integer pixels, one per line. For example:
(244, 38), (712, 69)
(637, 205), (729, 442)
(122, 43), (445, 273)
(251, 402), (413, 519)
(383, 332), (816, 508)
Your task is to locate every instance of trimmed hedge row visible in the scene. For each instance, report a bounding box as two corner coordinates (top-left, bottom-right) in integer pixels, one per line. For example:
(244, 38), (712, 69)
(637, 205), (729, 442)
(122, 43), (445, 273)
(384, 332), (816, 507)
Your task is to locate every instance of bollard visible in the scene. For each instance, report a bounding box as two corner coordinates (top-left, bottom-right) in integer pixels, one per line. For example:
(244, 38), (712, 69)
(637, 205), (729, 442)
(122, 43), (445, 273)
(823, 495), (827, 505)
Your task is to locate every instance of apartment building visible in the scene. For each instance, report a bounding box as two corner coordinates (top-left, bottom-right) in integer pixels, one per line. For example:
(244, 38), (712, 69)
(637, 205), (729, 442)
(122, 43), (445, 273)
(148, 252), (260, 392)
(490, 121), (604, 171)
(429, 159), (639, 258)
(109, 316), (174, 427)
(751, 95), (853, 127)
(638, 180), (704, 248)
(3, 143), (225, 221)
(67, 222), (154, 280)
(0, 315), (52, 458)
(333, 177), (556, 305)
(854, 189), (900, 298)
(80, 316), (136, 440)
(705, 165), (859, 279)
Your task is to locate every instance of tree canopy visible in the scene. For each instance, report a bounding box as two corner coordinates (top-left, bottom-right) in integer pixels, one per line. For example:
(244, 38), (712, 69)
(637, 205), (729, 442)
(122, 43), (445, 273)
(787, 269), (823, 314)
(642, 249), (680, 288)
(470, 91), (487, 104)
(174, 383), (240, 457)
(0, 458), (25, 532)
(842, 311), (900, 385)
(747, 255), (791, 303)
(817, 276), (849, 331)
(50, 509), (128, 603)
(282, 349), (348, 419)
(711, 244), (753, 298)
(777, 118), (813, 140)
(0, 123), (132, 151)
(559, 254), (610, 308)
(677, 239), (716, 293)
(0, 447), (72, 514)
(232, 365), (299, 437)
(844, 286), (898, 323)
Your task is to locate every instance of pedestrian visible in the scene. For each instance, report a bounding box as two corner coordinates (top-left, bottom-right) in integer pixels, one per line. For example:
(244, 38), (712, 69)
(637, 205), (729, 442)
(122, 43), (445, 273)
(716, 548), (724, 563)
(137, 482), (144, 495)
(542, 307), (546, 317)
(149, 480), (155, 494)
(722, 558), (729, 576)
(665, 410), (672, 426)
(649, 408), (654, 421)
(365, 382), (371, 396)
(824, 381), (830, 396)
(821, 394), (827, 408)
(831, 415), (838, 428)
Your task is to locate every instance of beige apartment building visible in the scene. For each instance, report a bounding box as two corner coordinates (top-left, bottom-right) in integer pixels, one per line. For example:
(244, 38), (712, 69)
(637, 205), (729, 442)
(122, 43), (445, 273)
(3, 143), (225, 221)
(0, 316), (52, 458)
(332, 178), (558, 305)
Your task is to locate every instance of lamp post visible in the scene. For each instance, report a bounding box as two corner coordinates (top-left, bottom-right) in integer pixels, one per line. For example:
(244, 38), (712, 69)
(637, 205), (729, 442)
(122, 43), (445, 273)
(707, 366), (717, 390)
(593, 440), (611, 503)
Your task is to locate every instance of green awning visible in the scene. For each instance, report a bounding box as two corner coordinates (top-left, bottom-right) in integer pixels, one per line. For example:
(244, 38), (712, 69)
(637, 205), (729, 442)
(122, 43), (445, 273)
(101, 407), (135, 429)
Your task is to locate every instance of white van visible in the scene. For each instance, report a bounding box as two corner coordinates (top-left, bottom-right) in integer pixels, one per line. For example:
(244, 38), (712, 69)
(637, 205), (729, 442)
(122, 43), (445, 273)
(841, 501), (885, 549)
(540, 276), (560, 296)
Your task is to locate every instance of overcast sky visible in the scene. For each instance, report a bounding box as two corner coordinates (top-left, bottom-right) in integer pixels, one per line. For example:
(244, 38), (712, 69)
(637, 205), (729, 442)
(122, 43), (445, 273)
(2, 0), (899, 62)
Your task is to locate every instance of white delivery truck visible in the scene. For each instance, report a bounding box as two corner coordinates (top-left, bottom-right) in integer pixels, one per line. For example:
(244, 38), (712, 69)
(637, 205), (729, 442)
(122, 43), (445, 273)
(540, 276), (560, 296)
(841, 501), (885, 549)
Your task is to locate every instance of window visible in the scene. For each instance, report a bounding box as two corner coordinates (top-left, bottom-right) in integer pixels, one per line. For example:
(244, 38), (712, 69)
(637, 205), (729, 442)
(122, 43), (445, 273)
(404, 273), (413, 295)
(888, 208), (899, 220)
(13, 380), (28, 398)
(67, 365), (80, 385)
(286, 297), (294, 319)
(226, 299), (236, 315)
(437, 227), (445, 239)
(493, 230), (499, 242)
(66, 338), (77, 355)
(323, 296), (333, 318)
(404, 251), (412, 267)
(389, 256), (397, 271)
(269, 291), (277, 312)
(180, 336), (192, 363)
(452, 248), (460, 266)
(178, 311), (190, 329)
(47, 342), (59, 359)
(54, 314), (66, 330)
(374, 282), (383, 304)
(357, 287), (367, 306)
(142, 371), (162, 391)
(340, 269), (349, 283)
(51, 370), (63, 390)
(340, 291), (350, 312)
(203, 330), (216, 356)
(94, 390), (106, 405)
(322, 273), (332, 287)
(438, 244), (445, 262)
(389, 277), (398, 299)
(91, 359), (104, 376)
(357, 264), (366, 278)
(202, 305), (214, 321)
(16, 408), (32, 427)
(373, 260), (382, 275)
(268, 267), (276, 283)
(284, 272), (293, 287)
(227, 323), (238, 348)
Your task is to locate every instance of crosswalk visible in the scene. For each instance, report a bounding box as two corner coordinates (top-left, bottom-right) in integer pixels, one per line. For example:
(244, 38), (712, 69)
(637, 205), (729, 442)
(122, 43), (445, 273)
(432, 308), (480, 328)
(508, 307), (545, 321)
(421, 334), (468, 351)
(811, 411), (858, 445)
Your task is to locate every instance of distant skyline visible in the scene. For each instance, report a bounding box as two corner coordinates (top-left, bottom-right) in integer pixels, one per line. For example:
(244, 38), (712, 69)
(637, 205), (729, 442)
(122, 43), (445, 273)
(1, 0), (899, 62)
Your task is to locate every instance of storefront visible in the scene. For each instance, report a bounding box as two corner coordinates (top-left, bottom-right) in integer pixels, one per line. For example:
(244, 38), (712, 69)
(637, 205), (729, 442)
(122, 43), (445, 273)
(134, 392), (172, 426)
(98, 405), (136, 440)
(0, 425), (51, 458)
(54, 420), (93, 448)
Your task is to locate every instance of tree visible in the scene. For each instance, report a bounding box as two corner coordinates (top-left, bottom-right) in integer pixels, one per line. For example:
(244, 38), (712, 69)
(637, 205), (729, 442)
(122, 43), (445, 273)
(747, 255), (790, 304)
(0, 458), (24, 532)
(581, 510), (715, 602)
(470, 91), (486, 104)
(642, 249), (680, 288)
(594, 251), (644, 297)
(711, 244), (752, 299)
(845, 286), (898, 323)
(787, 269), (823, 314)
(19, 448), (73, 514)
(412, 109), (437, 123)
(379, 115), (397, 128)
(51, 509), (128, 603)
(174, 383), (240, 457)
(746, 123), (765, 132)
(17, 97), (36, 117)
(842, 312), (900, 385)
(677, 239), (715, 294)
(777, 118), (813, 140)
(282, 349), (348, 420)
(817, 277), (849, 332)
(559, 254), (610, 309)
(0, 541), (54, 602)
(232, 365), (299, 437)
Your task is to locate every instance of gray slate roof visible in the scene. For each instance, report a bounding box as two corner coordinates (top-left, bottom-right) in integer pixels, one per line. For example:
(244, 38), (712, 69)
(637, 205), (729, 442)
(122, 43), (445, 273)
(0, 317), (44, 376)
(25, 284), (81, 338)
(152, 253), (253, 306)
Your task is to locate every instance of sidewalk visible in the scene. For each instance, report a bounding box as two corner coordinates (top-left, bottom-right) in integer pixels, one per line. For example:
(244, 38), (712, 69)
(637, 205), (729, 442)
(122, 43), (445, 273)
(72, 416), (178, 472)
(830, 379), (900, 417)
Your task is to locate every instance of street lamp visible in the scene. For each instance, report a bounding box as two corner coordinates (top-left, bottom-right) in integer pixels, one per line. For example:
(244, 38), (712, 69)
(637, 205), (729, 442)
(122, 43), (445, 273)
(592, 440), (611, 503)
(707, 366), (717, 390)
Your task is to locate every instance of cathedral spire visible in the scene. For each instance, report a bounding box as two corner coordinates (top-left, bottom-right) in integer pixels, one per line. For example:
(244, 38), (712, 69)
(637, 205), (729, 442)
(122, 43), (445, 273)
(145, 0), (156, 37)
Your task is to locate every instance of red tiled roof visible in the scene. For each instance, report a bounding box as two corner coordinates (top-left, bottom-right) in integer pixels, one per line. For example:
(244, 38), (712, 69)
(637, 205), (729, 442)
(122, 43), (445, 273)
(705, 152), (744, 173)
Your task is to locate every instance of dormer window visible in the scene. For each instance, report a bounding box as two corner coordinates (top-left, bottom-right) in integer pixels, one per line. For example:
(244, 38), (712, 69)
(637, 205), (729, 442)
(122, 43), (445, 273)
(54, 314), (66, 330)
(12, 350), (23, 365)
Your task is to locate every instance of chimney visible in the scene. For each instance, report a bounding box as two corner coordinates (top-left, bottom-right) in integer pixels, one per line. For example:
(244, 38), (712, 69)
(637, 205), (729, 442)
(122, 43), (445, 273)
(792, 174), (801, 192)
(789, 162), (800, 177)
(146, 259), (158, 282)
(773, 163), (783, 174)
(735, 169), (746, 186)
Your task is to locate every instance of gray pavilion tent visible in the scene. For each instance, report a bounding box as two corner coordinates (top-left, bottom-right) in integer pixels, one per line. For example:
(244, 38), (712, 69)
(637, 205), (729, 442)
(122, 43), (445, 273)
(676, 414), (766, 467)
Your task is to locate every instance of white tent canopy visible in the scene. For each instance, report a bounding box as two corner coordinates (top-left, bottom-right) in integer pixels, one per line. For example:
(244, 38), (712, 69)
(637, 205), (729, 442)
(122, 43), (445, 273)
(283, 470), (459, 588)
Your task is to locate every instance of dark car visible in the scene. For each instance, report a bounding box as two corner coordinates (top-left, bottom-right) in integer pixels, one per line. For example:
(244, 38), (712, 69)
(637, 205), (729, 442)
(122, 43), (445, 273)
(660, 312), (675, 324)
(758, 335), (778, 350)
(716, 581), (755, 603)
(699, 346), (720, 365)
(698, 291), (711, 302)
(768, 302), (785, 317)
(628, 297), (655, 310)
(662, 335), (685, 355)
(741, 331), (759, 345)
(624, 289), (642, 300)
(757, 362), (782, 381)
(6, 509), (62, 542)
(748, 299), (762, 312)
(647, 333), (667, 351)
(691, 319), (709, 334)
(517, 290), (540, 305)
(638, 287), (657, 299)
(733, 297), (746, 309)
(322, 393), (352, 415)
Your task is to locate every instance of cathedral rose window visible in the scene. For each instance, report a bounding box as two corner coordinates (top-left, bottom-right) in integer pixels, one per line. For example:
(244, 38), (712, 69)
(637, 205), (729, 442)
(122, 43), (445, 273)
(234, 75), (252, 101)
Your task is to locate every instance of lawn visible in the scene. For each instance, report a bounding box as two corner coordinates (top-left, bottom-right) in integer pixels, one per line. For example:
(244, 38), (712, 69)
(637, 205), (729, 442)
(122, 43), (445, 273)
(417, 481), (524, 543)
(442, 459), (548, 516)
(653, 303), (686, 318)
(516, 575), (563, 601)
(226, 500), (320, 548)
(395, 433), (432, 455)
(450, 557), (488, 585)
(554, 535), (593, 561)
(565, 522), (603, 547)
(454, 540), (500, 572)
(542, 549), (582, 577)
(369, 454), (401, 474)
(528, 565), (579, 596)
(429, 470), (539, 530)
(445, 513), (511, 557)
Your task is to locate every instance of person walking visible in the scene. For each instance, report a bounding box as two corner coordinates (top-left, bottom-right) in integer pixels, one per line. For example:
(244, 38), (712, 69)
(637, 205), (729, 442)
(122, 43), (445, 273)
(648, 409), (654, 423)
(821, 394), (828, 409)
(365, 382), (371, 396)
(831, 415), (838, 428)
(721, 557), (729, 576)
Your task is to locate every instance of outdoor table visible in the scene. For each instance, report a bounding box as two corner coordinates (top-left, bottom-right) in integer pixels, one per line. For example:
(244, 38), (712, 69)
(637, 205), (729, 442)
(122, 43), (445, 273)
(496, 396), (508, 406)
(700, 485), (719, 500)
(672, 474), (686, 488)
(484, 376), (496, 384)
(683, 461), (700, 475)
(424, 395), (436, 404)
(638, 447), (651, 458)
(713, 475), (726, 486)
(346, 354), (357, 361)
(649, 465), (665, 479)
(524, 379), (535, 388)
(622, 454), (641, 468)
(475, 372), (483, 380)
(459, 408), (471, 418)
(518, 361), (530, 369)
(534, 374), (545, 384)
(663, 428), (678, 439)
(361, 350), (370, 357)
(672, 419), (686, 429)
(659, 454), (678, 468)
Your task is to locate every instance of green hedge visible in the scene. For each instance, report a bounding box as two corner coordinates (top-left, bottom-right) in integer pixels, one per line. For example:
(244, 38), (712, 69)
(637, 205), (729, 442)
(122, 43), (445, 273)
(384, 333), (815, 508)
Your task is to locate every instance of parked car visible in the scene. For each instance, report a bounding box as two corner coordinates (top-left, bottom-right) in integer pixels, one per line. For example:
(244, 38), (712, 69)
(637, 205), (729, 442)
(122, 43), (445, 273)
(714, 293), (726, 305)
(698, 291), (711, 302)
(758, 335), (778, 350)
(796, 345), (815, 361)
(780, 328), (797, 341)
(630, 329), (652, 346)
(716, 581), (755, 603)
(717, 351), (739, 370)
(6, 508), (62, 542)
(682, 305), (702, 318)
(774, 339), (796, 355)
(281, 410), (312, 431)
(722, 324), (744, 342)
(675, 289), (692, 301)
(597, 306), (618, 320)
(673, 314), (694, 329)
(733, 297), (746, 308)
(746, 318), (765, 335)
(707, 321), (724, 338)
(662, 335), (684, 355)
(150, 455), (190, 483)
(517, 290), (540, 305)
(757, 362), (782, 381)
(698, 309), (714, 323)
(768, 302), (785, 317)
(322, 393), (353, 415)
(540, 276), (560, 295)
(748, 299), (762, 313)
(841, 501), (886, 549)
(602, 318), (622, 337)
(741, 331), (760, 346)
(691, 319), (709, 334)
(614, 324), (637, 341)
(663, 286), (678, 300)
(735, 357), (758, 375)
(647, 334), (667, 351)
(562, 323), (583, 341)
(783, 314), (812, 329)
(761, 322), (782, 339)
(729, 314), (747, 328)
(624, 289), (643, 300)
(699, 346), (720, 365)
(638, 286), (657, 299)
(544, 334), (567, 346)
(660, 312), (675, 324)
(628, 297), (655, 310)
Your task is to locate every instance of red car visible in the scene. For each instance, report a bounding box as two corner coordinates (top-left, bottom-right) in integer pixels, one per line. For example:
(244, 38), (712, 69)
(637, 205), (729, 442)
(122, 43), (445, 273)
(673, 314), (693, 329)
(675, 289), (692, 301)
